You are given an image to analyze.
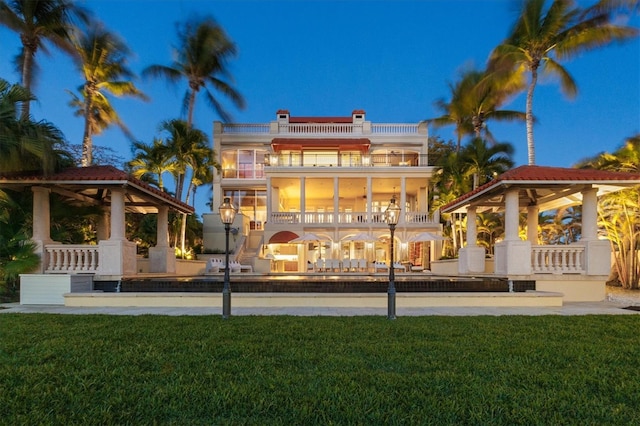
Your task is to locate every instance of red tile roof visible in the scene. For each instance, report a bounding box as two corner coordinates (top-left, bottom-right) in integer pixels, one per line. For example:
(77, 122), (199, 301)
(0, 165), (194, 214)
(441, 165), (640, 213)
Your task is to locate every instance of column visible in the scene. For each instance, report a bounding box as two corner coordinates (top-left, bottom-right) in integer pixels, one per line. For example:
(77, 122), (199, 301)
(527, 205), (539, 244)
(99, 187), (136, 275)
(581, 186), (610, 275)
(149, 205), (175, 273)
(31, 187), (52, 273)
(300, 177), (306, 223)
(399, 177), (406, 224)
(31, 187), (51, 243)
(494, 188), (531, 275)
(504, 189), (520, 241)
(581, 187), (598, 241)
(458, 206), (485, 274)
(109, 188), (126, 241)
(333, 177), (339, 223)
(366, 176), (372, 218)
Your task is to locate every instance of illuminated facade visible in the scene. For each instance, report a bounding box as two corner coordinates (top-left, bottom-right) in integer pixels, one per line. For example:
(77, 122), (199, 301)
(202, 110), (442, 272)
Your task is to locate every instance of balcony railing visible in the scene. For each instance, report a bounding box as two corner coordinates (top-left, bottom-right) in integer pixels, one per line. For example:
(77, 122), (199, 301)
(270, 211), (438, 226)
(531, 245), (585, 274)
(45, 244), (99, 274)
(265, 153), (431, 168)
(221, 122), (421, 135)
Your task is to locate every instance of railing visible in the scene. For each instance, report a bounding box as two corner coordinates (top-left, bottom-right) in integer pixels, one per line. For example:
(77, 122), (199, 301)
(270, 211), (438, 226)
(531, 245), (585, 274)
(221, 123), (270, 134)
(371, 124), (419, 134)
(281, 123), (362, 134)
(45, 244), (99, 273)
(221, 122), (421, 135)
(265, 153), (430, 168)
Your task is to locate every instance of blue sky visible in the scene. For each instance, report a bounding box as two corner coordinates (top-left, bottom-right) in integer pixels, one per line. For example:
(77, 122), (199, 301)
(1, 0), (638, 217)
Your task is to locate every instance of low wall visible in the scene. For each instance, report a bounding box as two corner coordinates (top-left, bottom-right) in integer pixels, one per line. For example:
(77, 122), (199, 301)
(136, 258), (207, 275)
(64, 291), (563, 309)
(535, 276), (607, 302)
(21, 274), (93, 305)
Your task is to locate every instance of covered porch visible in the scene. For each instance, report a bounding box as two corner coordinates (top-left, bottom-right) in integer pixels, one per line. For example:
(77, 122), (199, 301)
(440, 165), (640, 301)
(0, 166), (194, 304)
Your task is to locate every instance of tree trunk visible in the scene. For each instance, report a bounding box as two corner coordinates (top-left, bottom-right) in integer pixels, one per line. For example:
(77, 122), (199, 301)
(526, 66), (538, 165)
(20, 44), (35, 120)
(81, 85), (95, 167)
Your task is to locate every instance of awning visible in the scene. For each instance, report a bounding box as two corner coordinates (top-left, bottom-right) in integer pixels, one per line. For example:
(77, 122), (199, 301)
(268, 231), (299, 244)
(271, 138), (370, 153)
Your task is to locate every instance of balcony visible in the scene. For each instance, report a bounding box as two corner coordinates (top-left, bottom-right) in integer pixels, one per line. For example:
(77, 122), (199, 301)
(221, 122), (422, 136)
(269, 211), (439, 227)
(265, 153), (431, 168)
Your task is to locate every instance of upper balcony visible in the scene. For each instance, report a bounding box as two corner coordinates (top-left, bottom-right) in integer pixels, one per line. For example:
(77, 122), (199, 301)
(220, 122), (424, 137)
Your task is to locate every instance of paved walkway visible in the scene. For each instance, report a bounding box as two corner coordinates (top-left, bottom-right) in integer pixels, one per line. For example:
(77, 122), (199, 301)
(2, 287), (639, 317)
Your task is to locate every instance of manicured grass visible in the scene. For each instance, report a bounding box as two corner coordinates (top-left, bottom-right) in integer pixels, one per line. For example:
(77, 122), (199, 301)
(1, 314), (639, 424)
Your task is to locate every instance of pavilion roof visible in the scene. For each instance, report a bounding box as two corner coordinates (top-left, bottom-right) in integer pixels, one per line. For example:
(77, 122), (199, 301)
(441, 165), (640, 214)
(0, 165), (194, 215)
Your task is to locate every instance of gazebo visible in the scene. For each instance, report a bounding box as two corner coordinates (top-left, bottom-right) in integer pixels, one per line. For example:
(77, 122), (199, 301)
(440, 165), (640, 301)
(0, 165), (194, 304)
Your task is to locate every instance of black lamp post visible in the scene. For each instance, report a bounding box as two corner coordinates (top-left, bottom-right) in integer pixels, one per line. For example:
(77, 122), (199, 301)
(219, 197), (237, 319)
(384, 197), (400, 320)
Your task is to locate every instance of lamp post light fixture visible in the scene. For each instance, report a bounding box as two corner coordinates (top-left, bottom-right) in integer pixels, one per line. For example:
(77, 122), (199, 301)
(384, 197), (400, 320)
(219, 197), (238, 319)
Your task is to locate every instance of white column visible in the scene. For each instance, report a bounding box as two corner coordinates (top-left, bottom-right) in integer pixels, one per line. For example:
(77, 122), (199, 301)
(466, 207), (477, 246)
(527, 205), (539, 244)
(31, 187), (51, 242)
(504, 189), (520, 241)
(366, 177), (372, 217)
(109, 188), (126, 241)
(156, 206), (169, 247)
(300, 177), (306, 223)
(333, 177), (339, 222)
(96, 210), (109, 241)
(581, 187), (598, 241)
(399, 177), (406, 224)
(266, 177), (273, 217)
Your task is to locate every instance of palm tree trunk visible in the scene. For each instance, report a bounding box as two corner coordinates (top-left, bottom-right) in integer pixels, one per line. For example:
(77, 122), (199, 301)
(81, 86), (95, 167)
(526, 66), (538, 165)
(20, 45), (35, 120)
(187, 88), (196, 128)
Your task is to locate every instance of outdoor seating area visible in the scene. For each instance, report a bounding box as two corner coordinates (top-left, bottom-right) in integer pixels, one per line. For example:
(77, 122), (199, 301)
(206, 258), (253, 273)
(308, 259), (411, 273)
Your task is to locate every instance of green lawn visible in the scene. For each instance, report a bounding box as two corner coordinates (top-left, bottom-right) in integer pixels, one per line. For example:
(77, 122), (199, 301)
(1, 314), (639, 425)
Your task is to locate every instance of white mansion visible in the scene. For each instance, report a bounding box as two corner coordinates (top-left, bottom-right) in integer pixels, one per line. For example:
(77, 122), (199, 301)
(202, 110), (442, 273)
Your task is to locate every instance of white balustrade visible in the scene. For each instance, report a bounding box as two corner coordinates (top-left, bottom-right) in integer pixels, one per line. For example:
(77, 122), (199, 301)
(221, 123), (270, 134)
(531, 245), (585, 274)
(45, 244), (99, 273)
(371, 124), (419, 134)
(405, 212), (437, 224)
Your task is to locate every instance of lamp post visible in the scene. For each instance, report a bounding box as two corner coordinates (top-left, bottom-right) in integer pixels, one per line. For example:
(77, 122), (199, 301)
(384, 197), (400, 320)
(219, 197), (237, 319)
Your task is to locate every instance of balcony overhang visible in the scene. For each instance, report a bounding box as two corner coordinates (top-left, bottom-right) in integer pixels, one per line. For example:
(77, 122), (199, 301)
(271, 138), (370, 153)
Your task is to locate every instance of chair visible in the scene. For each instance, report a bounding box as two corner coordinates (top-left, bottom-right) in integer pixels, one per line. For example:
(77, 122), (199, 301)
(358, 259), (367, 272)
(373, 261), (389, 272)
(393, 262), (407, 272)
(343, 259), (352, 272)
(206, 258), (221, 273)
(316, 258), (325, 272)
(307, 261), (315, 272)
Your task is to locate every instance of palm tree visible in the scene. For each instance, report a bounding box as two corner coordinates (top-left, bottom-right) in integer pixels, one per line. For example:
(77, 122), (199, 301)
(159, 119), (213, 254)
(142, 15), (245, 126)
(491, 0), (639, 165)
(128, 138), (176, 190)
(70, 25), (147, 166)
(460, 137), (514, 189)
(0, 78), (71, 174)
(579, 135), (640, 288)
(427, 68), (525, 150)
(0, 0), (90, 119)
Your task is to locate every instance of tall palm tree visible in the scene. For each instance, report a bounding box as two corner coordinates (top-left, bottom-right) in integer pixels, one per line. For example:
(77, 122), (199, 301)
(0, 0), (89, 119)
(143, 15), (245, 126)
(491, 0), (638, 165)
(159, 119), (213, 254)
(128, 138), (176, 191)
(427, 68), (525, 150)
(70, 25), (147, 166)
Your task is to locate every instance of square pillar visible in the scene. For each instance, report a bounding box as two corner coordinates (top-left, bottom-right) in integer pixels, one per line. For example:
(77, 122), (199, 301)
(458, 246), (486, 274)
(98, 240), (137, 276)
(494, 240), (532, 275)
